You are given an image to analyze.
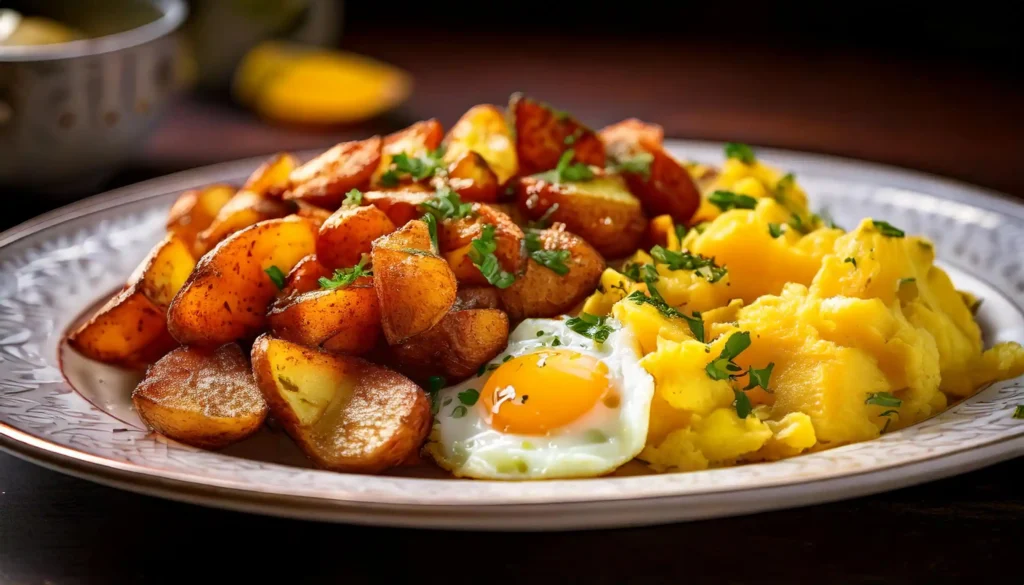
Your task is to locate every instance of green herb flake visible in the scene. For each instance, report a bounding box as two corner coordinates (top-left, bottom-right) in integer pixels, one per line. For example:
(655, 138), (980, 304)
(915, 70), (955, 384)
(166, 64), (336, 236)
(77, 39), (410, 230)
(709, 190), (758, 212)
(844, 257), (857, 268)
(419, 188), (475, 222)
(788, 213), (810, 235)
(536, 330), (545, 337)
(1013, 405), (1024, 419)
(458, 388), (479, 406)
(379, 170), (400, 187)
(626, 288), (704, 342)
(705, 331), (752, 381)
(343, 188), (363, 207)
(649, 245), (727, 283)
(872, 220), (905, 238)
(264, 265), (286, 290)
(385, 148), (446, 184)
(724, 142), (756, 165)
(565, 313), (615, 343)
(768, 223), (784, 238)
(744, 363), (774, 392)
(468, 224), (515, 288)
(865, 392), (903, 408)
(674, 223), (688, 240)
(610, 151), (654, 178)
(427, 376), (446, 394)
(551, 337), (562, 347)
(527, 203), (560, 229)
(319, 256), (372, 290)
(451, 405), (468, 418)
(525, 231), (570, 275)
(422, 213), (439, 252)
(554, 149), (595, 183)
(734, 389), (753, 418)
(774, 173), (795, 203)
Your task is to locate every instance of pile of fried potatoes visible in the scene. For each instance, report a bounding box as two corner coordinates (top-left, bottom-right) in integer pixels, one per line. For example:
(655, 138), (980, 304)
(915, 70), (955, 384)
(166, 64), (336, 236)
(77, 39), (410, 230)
(67, 94), (701, 474)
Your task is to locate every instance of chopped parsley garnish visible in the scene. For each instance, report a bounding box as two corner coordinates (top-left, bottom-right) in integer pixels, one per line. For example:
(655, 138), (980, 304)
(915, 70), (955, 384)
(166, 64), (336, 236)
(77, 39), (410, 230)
(264, 265), (286, 290)
(419, 188), (474, 222)
(768, 223), (784, 238)
(319, 256), (372, 290)
(865, 392), (902, 408)
(381, 147), (445, 186)
(551, 337), (562, 346)
(649, 245), (727, 283)
(879, 409), (899, 433)
(622, 261), (659, 283)
(468, 224), (515, 288)
(872, 220), (905, 238)
(343, 188), (363, 206)
(724, 142), (756, 164)
(503, 354), (513, 363)
(451, 405), (468, 418)
(565, 313), (615, 343)
(705, 331), (751, 381)
(788, 213), (810, 235)
(626, 288), (704, 342)
(525, 231), (571, 275)
(422, 213), (439, 252)
(733, 389), (753, 419)
(527, 203), (560, 229)
(458, 388), (479, 406)
(1013, 405), (1024, 420)
(427, 376), (446, 393)
(609, 151), (654, 178)
(969, 298), (984, 315)
(536, 330), (545, 337)
(554, 149), (595, 182)
(899, 277), (917, 286)
(844, 257), (857, 268)
(674, 223), (688, 240)
(774, 173), (795, 203)
(744, 363), (774, 392)
(709, 190), (758, 212)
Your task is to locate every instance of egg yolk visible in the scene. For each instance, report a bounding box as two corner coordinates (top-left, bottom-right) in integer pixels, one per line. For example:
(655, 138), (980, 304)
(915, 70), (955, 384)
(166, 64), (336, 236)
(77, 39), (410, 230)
(479, 349), (613, 435)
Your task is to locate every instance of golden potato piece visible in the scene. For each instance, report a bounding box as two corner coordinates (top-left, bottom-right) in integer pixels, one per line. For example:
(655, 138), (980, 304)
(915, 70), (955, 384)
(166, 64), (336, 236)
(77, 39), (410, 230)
(372, 220), (457, 344)
(362, 187), (433, 226)
(392, 308), (509, 381)
(440, 203), (525, 285)
(286, 136), (382, 209)
(499, 224), (605, 320)
(509, 93), (605, 175)
(168, 217), (317, 346)
(268, 281), (380, 355)
(443, 104), (518, 185)
(317, 204), (396, 270)
(195, 189), (294, 256)
(371, 119), (444, 186)
(166, 184), (236, 252)
(251, 335), (431, 473)
(282, 254), (333, 296)
(446, 151), (500, 203)
(68, 235), (196, 366)
(292, 201), (333, 229)
(516, 173), (645, 258)
(243, 152), (299, 198)
(132, 344), (268, 449)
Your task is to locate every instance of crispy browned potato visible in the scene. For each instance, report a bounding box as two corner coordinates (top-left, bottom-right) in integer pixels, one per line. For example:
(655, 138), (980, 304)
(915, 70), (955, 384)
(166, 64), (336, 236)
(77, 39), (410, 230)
(372, 220), (457, 344)
(392, 308), (509, 381)
(362, 187), (433, 226)
(285, 136), (382, 208)
(282, 255), (333, 296)
(251, 335), (431, 473)
(455, 286), (502, 310)
(195, 190), (294, 256)
(317, 204), (396, 270)
(166, 184), (236, 252)
(445, 151), (500, 203)
(132, 344), (267, 449)
(68, 235), (195, 366)
(499, 224), (605, 320)
(268, 278), (380, 355)
(292, 201), (334, 229)
(168, 217), (317, 346)
(516, 173), (645, 258)
(509, 93), (605, 175)
(242, 152), (299, 198)
(443, 104), (518, 185)
(371, 119), (444, 186)
(601, 122), (699, 223)
(440, 204), (525, 285)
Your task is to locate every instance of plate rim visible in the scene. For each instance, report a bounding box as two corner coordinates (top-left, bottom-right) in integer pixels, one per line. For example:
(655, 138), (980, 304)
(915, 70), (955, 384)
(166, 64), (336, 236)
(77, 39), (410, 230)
(2, 139), (1023, 527)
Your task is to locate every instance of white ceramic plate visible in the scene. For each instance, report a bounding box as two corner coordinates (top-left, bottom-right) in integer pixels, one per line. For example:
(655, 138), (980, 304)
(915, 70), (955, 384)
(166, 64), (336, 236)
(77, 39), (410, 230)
(1, 141), (1022, 530)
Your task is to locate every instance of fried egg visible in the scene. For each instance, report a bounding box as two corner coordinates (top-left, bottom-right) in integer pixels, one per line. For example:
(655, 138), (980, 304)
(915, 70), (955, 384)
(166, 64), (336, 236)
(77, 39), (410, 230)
(425, 317), (654, 479)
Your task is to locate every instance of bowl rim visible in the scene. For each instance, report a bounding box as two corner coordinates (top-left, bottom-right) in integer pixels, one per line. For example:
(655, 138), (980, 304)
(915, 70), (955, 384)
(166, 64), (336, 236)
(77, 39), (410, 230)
(0, 0), (187, 62)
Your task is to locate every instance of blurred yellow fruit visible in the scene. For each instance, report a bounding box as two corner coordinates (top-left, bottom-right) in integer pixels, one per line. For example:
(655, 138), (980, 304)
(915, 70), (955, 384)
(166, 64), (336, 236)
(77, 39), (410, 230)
(0, 10), (84, 46)
(233, 41), (412, 125)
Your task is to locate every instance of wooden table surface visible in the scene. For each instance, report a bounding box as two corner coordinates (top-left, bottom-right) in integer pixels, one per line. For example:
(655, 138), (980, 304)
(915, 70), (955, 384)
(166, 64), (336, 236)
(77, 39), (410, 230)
(2, 31), (1023, 584)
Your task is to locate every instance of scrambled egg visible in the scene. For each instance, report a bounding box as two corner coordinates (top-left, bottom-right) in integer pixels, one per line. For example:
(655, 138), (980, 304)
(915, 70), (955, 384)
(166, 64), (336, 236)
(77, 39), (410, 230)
(582, 155), (1024, 472)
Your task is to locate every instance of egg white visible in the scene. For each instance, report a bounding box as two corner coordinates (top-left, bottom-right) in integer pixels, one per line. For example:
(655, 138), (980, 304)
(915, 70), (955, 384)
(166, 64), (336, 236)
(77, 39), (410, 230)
(425, 317), (654, 480)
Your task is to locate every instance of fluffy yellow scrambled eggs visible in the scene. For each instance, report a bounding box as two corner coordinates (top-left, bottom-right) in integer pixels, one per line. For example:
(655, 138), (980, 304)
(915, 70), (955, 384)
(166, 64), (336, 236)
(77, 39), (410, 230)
(582, 155), (1024, 472)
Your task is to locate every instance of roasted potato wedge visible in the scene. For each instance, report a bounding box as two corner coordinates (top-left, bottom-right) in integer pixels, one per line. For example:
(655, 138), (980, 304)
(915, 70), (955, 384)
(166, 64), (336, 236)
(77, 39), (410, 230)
(292, 201), (333, 229)
(195, 190), (294, 256)
(68, 235), (195, 366)
(445, 151), (499, 203)
(443, 104), (518, 185)
(516, 173), (645, 258)
(440, 203), (525, 285)
(392, 308), (509, 381)
(268, 279), (380, 355)
(317, 204), (396, 270)
(243, 152), (299, 198)
(371, 220), (457, 344)
(454, 286), (503, 310)
(371, 119), (444, 186)
(251, 335), (431, 473)
(510, 93), (605, 175)
(132, 344), (268, 449)
(282, 255), (333, 296)
(362, 187), (433, 227)
(166, 184), (235, 253)
(599, 118), (664, 148)
(168, 217), (317, 346)
(286, 136), (382, 208)
(499, 224), (605, 321)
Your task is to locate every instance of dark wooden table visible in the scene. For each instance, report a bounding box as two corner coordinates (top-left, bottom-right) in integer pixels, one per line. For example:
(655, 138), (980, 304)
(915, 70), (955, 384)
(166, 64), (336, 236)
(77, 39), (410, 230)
(2, 31), (1023, 584)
